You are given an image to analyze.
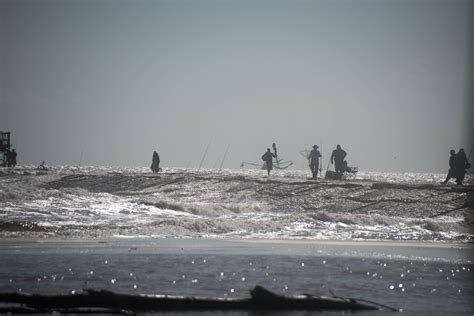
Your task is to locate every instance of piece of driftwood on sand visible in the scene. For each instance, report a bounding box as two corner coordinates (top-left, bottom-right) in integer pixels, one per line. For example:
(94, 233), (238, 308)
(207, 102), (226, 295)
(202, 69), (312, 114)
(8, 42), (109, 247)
(0, 285), (396, 313)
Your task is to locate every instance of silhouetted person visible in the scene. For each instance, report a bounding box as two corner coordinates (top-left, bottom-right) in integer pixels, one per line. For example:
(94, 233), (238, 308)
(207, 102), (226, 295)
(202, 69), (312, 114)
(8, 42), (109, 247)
(308, 145), (321, 179)
(330, 145), (346, 173)
(455, 148), (469, 185)
(151, 151), (161, 173)
(262, 148), (276, 176)
(6, 149), (16, 168)
(443, 150), (458, 185)
(4, 149), (11, 167)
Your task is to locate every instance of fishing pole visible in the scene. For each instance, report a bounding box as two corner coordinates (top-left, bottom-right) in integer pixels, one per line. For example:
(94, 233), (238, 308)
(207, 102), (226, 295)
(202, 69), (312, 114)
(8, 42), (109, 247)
(319, 140), (323, 176)
(326, 146), (334, 171)
(272, 143), (279, 168)
(198, 142), (211, 171)
(78, 148), (84, 167)
(467, 147), (473, 170)
(219, 144), (230, 170)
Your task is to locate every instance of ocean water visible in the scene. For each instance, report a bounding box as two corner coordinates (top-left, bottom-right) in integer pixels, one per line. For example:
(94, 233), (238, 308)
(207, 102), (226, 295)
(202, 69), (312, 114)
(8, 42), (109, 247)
(0, 239), (472, 315)
(0, 166), (473, 314)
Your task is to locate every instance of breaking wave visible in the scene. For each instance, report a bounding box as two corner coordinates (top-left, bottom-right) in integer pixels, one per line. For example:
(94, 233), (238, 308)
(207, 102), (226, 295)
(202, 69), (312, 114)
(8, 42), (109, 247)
(0, 166), (472, 241)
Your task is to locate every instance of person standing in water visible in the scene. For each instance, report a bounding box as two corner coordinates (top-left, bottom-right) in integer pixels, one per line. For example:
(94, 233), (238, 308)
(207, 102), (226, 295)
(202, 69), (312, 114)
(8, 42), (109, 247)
(308, 145), (322, 179)
(151, 151), (161, 173)
(7, 149), (17, 168)
(442, 149), (458, 185)
(455, 148), (469, 185)
(262, 148), (276, 176)
(330, 145), (347, 174)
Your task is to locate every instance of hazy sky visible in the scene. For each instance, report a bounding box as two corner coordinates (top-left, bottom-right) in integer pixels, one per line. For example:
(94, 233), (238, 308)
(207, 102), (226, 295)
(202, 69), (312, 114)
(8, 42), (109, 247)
(1, 0), (472, 172)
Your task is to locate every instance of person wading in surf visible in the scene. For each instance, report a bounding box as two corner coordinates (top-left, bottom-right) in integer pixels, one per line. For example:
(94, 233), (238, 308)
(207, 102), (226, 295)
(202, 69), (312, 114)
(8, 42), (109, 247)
(262, 148), (276, 176)
(150, 151), (161, 173)
(330, 145), (346, 174)
(442, 150), (459, 185)
(455, 148), (470, 185)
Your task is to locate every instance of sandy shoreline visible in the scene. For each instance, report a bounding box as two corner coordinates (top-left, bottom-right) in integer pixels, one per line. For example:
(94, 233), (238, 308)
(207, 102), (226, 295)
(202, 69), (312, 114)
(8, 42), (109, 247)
(1, 237), (473, 247)
(3, 237), (473, 263)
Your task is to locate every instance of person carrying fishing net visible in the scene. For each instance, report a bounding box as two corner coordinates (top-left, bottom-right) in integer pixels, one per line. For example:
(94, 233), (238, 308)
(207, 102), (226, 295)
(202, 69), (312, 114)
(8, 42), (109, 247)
(262, 148), (276, 176)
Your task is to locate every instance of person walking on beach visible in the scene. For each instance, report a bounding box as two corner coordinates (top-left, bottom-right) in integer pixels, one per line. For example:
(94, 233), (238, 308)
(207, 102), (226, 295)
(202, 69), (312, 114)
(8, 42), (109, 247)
(262, 148), (276, 176)
(308, 145), (322, 179)
(150, 150), (161, 173)
(442, 150), (459, 185)
(330, 145), (346, 174)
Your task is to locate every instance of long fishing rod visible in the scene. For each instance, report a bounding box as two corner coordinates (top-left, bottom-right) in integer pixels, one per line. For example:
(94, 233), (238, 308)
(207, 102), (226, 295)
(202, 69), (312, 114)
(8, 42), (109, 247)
(219, 144), (230, 170)
(198, 142), (211, 171)
(319, 140), (323, 176)
(467, 147), (473, 171)
(304, 146), (310, 168)
(326, 146), (334, 171)
(272, 143), (279, 168)
(78, 148), (84, 167)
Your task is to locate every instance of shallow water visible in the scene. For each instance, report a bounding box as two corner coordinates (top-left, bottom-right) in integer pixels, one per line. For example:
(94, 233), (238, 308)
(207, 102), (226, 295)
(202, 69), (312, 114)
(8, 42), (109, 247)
(0, 239), (472, 315)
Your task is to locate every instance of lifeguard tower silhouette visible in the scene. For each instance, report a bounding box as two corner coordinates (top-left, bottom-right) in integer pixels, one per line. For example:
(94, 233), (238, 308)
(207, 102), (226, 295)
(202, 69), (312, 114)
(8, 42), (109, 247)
(0, 131), (11, 167)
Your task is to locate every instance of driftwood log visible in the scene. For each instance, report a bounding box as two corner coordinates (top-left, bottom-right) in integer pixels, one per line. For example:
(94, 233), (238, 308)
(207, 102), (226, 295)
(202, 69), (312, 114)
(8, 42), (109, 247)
(0, 285), (394, 314)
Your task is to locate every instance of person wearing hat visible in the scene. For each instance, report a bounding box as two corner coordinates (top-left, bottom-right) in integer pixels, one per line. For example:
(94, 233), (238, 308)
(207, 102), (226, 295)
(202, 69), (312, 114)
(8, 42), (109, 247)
(308, 145), (322, 179)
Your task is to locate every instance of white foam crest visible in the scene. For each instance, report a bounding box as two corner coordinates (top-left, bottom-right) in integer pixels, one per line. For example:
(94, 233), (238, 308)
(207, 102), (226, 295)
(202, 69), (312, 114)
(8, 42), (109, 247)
(1, 191), (197, 229)
(1, 166), (472, 240)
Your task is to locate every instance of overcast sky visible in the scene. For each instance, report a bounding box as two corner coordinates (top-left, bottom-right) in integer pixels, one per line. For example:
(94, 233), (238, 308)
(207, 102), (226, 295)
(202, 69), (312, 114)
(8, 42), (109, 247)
(1, 0), (472, 172)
